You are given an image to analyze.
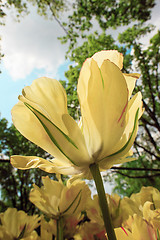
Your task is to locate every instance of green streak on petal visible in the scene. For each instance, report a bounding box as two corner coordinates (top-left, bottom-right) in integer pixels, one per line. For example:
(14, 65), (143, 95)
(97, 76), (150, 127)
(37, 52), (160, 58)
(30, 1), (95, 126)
(17, 225), (26, 240)
(73, 192), (82, 214)
(99, 108), (139, 162)
(24, 102), (77, 166)
(157, 229), (160, 240)
(99, 68), (104, 89)
(24, 102), (78, 149)
(62, 190), (82, 214)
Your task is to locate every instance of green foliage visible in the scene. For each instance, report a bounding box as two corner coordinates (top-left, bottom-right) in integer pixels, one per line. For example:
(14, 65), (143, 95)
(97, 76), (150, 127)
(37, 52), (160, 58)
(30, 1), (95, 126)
(59, 0), (156, 54)
(0, 117), (56, 213)
(113, 156), (160, 197)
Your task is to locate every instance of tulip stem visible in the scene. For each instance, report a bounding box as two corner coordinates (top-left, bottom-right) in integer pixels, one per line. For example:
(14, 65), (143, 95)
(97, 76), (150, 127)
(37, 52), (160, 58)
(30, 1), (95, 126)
(57, 216), (64, 240)
(89, 163), (117, 240)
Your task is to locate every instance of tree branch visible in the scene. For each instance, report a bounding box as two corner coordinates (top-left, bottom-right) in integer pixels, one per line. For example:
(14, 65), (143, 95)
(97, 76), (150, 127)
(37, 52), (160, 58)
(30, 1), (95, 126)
(46, 0), (69, 36)
(142, 99), (160, 131)
(134, 142), (160, 160)
(112, 170), (160, 179)
(111, 166), (160, 172)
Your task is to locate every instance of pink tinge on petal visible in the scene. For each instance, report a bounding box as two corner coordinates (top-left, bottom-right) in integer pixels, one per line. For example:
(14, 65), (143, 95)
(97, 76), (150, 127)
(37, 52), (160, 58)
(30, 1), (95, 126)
(146, 224), (157, 240)
(67, 217), (79, 229)
(66, 189), (73, 200)
(96, 230), (106, 239)
(19, 225), (25, 232)
(121, 227), (128, 236)
(117, 102), (128, 124)
(91, 207), (98, 215)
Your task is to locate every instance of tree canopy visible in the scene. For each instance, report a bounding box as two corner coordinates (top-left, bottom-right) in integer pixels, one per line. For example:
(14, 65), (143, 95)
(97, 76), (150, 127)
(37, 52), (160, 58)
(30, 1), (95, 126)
(0, 117), (56, 213)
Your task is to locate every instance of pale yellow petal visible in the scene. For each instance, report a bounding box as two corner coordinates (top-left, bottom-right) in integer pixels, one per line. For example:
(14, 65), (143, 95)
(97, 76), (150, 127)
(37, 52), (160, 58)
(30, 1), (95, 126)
(132, 215), (157, 240)
(11, 155), (57, 173)
(112, 91), (143, 152)
(20, 77), (68, 134)
(77, 58), (102, 158)
(29, 185), (58, 216)
(10, 155), (83, 175)
(78, 58), (128, 160)
(114, 227), (133, 240)
(123, 73), (140, 99)
(99, 91), (143, 169)
(12, 78), (90, 167)
(92, 50), (123, 69)
(42, 176), (63, 200)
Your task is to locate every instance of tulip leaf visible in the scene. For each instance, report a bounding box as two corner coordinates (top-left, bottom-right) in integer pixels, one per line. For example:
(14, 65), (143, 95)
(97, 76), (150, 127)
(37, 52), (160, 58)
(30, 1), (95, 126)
(62, 190), (82, 214)
(24, 102), (78, 166)
(99, 108), (139, 162)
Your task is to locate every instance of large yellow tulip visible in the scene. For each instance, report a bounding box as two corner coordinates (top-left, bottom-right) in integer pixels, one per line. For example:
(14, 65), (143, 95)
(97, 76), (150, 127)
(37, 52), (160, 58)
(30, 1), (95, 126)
(11, 50), (143, 177)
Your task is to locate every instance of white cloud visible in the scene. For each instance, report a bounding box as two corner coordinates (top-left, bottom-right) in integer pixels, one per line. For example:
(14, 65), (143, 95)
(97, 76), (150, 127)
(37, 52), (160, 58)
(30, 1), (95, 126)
(1, 5), (68, 81)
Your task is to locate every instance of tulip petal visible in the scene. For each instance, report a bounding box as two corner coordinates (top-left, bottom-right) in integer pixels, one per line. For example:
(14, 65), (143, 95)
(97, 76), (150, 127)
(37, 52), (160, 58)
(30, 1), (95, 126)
(92, 50), (124, 69)
(21, 77), (68, 134)
(114, 227), (132, 239)
(123, 73), (140, 99)
(24, 102), (78, 165)
(10, 155), (82, 175)
(78, 58), (128, 160)
(12, 77), (90, 167)
(61, 189), (82, 214)
(104, 108), (139, 159)
(99, 92), (143, 169)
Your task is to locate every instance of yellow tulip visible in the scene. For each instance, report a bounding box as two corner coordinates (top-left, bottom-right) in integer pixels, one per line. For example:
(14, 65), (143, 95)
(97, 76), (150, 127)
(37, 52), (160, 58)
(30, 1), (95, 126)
(40, 216), (56, 240)
(143, 201), (160, 231)
(29, 176), (91, 218)
(0, 208), (40, 239)
(118, 214), (158, 240)
(130, 186), (160, 209)
(11, 50), (143, 177)
(87, 193), (122, 228)
(74, 221), (106, 240)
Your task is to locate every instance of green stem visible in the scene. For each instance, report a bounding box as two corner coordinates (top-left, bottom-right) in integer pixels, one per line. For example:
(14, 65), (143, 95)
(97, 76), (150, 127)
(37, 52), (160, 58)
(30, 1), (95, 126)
(89, 163), (117, 240)
(56, 216), (64, 240)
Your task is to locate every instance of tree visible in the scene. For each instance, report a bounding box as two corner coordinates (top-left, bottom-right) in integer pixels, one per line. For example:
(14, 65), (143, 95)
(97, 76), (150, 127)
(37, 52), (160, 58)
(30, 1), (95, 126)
(0, 117), (56, 213)
(59, 0), (156, 55)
